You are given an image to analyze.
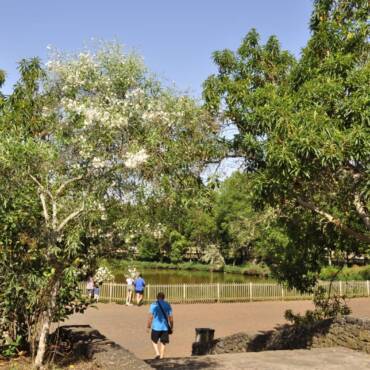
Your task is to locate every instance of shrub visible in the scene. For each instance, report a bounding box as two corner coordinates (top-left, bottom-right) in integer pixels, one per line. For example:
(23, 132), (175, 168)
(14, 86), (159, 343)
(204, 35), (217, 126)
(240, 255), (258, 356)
(285, 286), (351, 326)
(169, 231), (189, 263)
(138, 237), (161, 261)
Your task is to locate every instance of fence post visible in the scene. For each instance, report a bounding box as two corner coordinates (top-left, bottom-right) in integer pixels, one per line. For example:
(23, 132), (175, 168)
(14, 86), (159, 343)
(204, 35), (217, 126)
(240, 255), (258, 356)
(339, 281), (343, 296)
(147, 284), (150, 302)
(367, 281), (369, 297)
(217, 283), (220, 302)
(281, 286), (284, 301)
(183, 284), (186, 302)
(109, 282), (113, 303)
(249, 282), (253, 302)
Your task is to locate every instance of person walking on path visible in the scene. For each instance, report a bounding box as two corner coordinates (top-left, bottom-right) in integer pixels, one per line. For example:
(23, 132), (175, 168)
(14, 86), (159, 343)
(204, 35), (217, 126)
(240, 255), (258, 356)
(134, 273), (145, 306)
(147, 292), (173, 359)
(93, 280), (100, 302)
(125, 275), (134, 305)
(86, 276), (94, 300)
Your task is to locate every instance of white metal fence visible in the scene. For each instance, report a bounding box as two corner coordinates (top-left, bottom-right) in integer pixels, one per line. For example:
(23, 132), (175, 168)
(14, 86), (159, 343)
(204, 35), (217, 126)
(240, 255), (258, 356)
(79, 280), (370, 304)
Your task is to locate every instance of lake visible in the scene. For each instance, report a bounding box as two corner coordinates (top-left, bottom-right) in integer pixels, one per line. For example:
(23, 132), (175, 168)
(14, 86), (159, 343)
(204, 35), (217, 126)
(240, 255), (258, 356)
(113, 268), (273, 284)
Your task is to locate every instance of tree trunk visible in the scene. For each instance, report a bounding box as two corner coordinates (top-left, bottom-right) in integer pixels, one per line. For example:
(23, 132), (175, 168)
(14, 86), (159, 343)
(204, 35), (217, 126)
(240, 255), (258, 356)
(34, 313), (50, 369)
(34, 282), (59, 369)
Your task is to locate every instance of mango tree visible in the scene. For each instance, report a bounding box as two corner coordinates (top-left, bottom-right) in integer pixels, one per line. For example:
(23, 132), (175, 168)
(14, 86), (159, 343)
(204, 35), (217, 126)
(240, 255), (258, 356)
(203, 0), (369, 290)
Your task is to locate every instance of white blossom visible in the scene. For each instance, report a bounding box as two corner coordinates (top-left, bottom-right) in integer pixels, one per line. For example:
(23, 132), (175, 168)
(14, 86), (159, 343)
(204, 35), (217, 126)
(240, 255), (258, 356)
(94, 267), (114, 283)
(124, 149), (149, 169)
(92, 157), (105, 169)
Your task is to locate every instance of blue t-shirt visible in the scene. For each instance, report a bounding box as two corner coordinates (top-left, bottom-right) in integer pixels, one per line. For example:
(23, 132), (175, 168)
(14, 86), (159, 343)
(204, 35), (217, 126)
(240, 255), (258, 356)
(134, 277), (145, 291)
(150, 300), (172, 331)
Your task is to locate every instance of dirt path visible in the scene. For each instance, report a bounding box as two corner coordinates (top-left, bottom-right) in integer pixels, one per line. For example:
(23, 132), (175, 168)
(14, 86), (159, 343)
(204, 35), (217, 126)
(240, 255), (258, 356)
(65, 298), (370, 360)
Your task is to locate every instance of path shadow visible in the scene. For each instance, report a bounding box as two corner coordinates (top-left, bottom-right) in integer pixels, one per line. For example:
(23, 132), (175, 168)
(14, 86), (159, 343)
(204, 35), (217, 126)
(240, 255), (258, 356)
(146, 357), (220, 369)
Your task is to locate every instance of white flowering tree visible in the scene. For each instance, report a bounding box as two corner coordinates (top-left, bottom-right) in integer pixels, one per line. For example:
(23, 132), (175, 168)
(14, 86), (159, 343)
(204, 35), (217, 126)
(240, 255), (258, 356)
(0, 43), (219, 367)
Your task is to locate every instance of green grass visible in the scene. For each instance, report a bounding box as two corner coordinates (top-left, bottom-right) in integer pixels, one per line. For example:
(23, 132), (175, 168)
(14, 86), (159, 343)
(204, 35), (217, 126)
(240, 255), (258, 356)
(224, 263), (270, 277)
(320, 265), (370, 281)
(101, 259), (370, 281)
(100, 259), (271, 277)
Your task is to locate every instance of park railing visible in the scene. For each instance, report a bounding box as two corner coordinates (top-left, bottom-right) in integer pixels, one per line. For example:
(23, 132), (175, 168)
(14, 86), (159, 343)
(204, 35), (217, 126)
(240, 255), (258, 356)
(79, 280), (370, 304)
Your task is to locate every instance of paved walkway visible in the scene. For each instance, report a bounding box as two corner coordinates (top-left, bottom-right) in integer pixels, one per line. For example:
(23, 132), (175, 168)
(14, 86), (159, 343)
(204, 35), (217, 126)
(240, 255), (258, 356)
(147, 348), (370, 369)
(65, 298), (370, 360)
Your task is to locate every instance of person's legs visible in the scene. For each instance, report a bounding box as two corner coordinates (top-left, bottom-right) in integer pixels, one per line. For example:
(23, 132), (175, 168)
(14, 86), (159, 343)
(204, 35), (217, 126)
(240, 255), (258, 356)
(159, 342), (166, 359)
(151, 331), (161, 358)
(159, 331), (169, 358)
(127, 290), (132, 305)
(94, 287), (100, 302)
(151, 341), (160, 358)
(136, 292), (143, 305)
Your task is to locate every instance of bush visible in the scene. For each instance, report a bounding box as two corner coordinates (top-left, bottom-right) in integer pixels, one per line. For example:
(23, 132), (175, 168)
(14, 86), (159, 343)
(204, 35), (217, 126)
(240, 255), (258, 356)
(285, 286), (351, 326)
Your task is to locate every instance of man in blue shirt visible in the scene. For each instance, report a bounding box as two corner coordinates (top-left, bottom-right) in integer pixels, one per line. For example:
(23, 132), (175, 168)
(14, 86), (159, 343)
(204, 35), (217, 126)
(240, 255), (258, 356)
(134, 273), (145, 306)
(147, 292), (174, 359)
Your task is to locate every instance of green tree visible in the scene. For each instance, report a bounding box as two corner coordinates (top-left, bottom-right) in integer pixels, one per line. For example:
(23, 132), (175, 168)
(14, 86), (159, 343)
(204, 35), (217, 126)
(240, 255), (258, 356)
(204, 0), (370, 289)
(0, 69), (5, 104)
(138, 236), (161, 261)
(168, 230), (189, 263)
(215, 172), (277, 264)
(0, 43), (218, 367)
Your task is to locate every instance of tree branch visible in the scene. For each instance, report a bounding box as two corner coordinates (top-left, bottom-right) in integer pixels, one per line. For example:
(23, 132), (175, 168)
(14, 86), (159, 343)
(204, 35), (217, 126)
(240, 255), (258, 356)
(354, 193), (370, 230)
(52, 200), (57, 230)
(39, 192), (50, 225)
(57, 204), (84, 232)
(29, 174), (51, 224)
(297, 197), (370, 244)
(55, 176), (83, 196)
(29, 174), (53, 199)
(345, 166), (370, 231)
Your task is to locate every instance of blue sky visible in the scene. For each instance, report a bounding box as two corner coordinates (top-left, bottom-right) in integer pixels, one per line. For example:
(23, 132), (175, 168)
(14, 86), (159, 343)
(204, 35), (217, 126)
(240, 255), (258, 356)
(2, 0), (312, 97)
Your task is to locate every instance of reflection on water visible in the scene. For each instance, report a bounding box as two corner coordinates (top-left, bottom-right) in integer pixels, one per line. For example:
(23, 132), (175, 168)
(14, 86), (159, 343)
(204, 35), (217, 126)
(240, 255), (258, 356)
(114, 268), (273, 284)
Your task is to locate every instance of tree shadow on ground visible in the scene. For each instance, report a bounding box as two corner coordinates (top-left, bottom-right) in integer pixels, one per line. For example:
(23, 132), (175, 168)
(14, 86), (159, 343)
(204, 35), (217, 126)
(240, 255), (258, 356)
(46, 325), (107, 366)
(146, 357), (221, 369)
(47, 325), (150, 369)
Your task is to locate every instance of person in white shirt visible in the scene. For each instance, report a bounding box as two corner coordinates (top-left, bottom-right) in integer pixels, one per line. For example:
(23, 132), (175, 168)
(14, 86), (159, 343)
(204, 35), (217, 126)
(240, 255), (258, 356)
(126, 275), (134, 305)
(86, 276), (94, 300)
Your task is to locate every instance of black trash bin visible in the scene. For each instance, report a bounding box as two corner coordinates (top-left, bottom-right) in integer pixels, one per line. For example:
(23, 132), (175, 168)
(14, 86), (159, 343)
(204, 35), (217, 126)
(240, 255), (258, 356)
(192, 328), (215, 355)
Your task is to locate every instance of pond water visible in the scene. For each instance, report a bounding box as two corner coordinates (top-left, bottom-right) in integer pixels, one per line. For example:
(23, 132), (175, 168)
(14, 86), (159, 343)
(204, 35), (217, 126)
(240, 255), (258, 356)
(113, 268), (273, 284)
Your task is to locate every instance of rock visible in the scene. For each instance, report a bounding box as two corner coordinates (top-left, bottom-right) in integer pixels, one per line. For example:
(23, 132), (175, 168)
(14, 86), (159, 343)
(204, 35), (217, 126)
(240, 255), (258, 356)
(50, 325), (151, 369)
(205, 315), (370, 355)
